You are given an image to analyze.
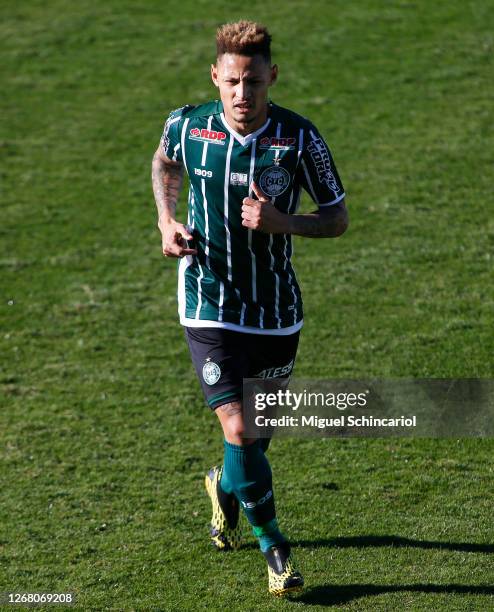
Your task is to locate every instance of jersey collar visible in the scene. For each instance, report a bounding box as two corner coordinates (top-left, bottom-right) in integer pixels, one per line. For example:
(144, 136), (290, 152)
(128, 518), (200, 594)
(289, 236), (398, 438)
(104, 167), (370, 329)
(219, 112), (271, 147)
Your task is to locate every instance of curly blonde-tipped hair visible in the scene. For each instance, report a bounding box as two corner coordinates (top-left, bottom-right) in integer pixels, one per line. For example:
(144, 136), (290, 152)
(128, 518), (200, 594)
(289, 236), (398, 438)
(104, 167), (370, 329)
(216, 21), (272, 61)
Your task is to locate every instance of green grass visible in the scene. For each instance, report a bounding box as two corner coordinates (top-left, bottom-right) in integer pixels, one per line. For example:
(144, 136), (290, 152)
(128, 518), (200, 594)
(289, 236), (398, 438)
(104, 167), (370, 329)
(1, 0), (493, 610)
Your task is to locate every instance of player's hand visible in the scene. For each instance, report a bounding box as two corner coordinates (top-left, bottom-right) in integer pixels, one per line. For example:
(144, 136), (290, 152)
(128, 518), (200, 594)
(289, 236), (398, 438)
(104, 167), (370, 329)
(241, 182), (290, 234)
(159, 218), (197, 258)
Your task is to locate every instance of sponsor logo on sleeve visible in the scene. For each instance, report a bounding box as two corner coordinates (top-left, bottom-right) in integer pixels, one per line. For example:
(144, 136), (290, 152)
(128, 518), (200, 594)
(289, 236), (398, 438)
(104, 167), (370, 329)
(161, 118), (171, 152)
(259, 166), (291, 197)
(189, 127), (227, 145)
(259, 136), (296, 150)
(307, 137), (339, 191)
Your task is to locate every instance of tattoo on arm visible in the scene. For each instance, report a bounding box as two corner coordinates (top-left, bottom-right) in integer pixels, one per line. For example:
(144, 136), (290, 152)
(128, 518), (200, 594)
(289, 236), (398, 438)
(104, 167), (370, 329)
(151, 151), (184, 225)
(289, 202), (348, 238)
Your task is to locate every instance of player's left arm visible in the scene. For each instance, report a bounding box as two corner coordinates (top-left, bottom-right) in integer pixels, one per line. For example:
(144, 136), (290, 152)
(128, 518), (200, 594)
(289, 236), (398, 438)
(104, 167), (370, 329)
(286, 200), (348, 237)
(242, 183), (348, 237)
(243, 123), (349, 237)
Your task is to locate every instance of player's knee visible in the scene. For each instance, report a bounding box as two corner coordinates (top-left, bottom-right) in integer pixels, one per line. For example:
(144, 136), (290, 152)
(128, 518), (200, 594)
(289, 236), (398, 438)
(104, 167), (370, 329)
(223, 417), (257, 446)
(215, 402), (257, 445)
(224, 417), (246, 444)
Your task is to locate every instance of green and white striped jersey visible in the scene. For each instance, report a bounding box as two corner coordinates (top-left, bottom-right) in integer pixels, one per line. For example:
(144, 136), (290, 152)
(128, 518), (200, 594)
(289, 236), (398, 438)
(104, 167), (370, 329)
(161, 100), (345, 335)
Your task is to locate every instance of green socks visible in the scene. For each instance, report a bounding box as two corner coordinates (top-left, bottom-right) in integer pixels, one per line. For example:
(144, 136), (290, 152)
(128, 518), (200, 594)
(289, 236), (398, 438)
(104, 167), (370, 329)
(220, 439), (276, 526)
(219, 439), (286, 551)
(252, 518), (286, 552)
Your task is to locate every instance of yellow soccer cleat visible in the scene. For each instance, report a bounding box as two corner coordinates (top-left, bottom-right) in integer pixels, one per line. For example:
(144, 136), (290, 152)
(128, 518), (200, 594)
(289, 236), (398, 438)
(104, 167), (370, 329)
(264, 542), (304, 596)
(204, 466), (242, 551)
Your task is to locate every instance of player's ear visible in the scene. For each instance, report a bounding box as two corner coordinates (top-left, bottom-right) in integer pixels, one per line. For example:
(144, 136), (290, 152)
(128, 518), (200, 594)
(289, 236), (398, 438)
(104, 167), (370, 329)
(270, 64), (278, 86)
(211, 62), (219, 87)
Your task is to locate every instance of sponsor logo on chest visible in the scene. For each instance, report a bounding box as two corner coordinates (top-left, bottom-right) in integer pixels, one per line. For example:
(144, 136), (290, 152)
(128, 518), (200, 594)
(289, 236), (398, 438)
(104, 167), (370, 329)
(189, 127), (227, 145)
(259, 136), (296, 150)
(230, 172), (248, 186)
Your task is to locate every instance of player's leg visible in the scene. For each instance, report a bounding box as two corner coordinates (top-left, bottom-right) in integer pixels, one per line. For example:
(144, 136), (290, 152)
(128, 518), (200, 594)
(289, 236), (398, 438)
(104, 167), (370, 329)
(243, 331), (304, 595)
(184, 327), (245, 551)
(214, 399), (303, 595)
(215, 402), (276, 528)
(184, 326), (303, 594)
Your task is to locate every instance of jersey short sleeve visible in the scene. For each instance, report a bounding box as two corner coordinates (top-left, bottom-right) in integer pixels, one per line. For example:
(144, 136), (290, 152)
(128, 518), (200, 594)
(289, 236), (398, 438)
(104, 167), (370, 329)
(299, 123), (345, 207)
(160, 105), (194, 162)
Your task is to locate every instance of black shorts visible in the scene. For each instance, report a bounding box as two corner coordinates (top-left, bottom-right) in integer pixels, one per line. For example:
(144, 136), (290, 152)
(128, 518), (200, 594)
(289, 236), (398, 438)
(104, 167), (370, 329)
(185, 327), (300, 410)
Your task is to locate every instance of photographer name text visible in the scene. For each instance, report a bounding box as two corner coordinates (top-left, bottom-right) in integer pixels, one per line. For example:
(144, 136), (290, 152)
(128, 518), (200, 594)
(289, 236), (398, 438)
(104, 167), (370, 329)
(255, 414), (417, 429)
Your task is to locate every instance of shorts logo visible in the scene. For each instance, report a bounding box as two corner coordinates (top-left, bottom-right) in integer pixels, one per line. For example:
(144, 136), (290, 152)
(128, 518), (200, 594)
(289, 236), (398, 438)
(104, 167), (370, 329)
(255, 359), (294, 379)
(259, 166), (290, 197)
(230, 172), (248, 186)
(307, 137), (339, 191)
(259, 136), (296, 150)
(203, 358), (221, 385)
(189, 127), (227, 145)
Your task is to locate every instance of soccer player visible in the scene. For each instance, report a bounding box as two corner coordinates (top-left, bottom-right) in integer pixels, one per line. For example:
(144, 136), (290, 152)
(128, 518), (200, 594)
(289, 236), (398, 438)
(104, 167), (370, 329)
(151, 21), (348, 596)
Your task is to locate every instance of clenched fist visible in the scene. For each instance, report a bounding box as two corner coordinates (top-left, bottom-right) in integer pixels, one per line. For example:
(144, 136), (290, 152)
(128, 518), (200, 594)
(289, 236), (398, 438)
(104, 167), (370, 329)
(241, 182), (291, 234)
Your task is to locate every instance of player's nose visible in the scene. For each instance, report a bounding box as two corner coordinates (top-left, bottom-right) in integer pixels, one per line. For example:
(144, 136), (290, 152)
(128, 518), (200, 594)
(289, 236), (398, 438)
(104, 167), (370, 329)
(236, 80), (249, 101)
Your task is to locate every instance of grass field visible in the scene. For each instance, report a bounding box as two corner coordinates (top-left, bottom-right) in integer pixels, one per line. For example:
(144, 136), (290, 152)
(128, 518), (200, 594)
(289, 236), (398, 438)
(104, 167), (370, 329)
(1, 0), (493, 610)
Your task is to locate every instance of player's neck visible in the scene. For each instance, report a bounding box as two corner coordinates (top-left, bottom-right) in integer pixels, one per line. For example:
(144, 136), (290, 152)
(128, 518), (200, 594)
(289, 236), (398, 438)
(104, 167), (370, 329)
(223, 105), (269, 136)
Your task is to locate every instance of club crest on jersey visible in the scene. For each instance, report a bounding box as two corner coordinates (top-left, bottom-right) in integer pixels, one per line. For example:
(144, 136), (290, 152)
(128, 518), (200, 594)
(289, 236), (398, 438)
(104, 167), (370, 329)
(259, 136), (296, 151)
(203, 358), (221, 385)
(259, 166), (290, 197)
(189, 127), (227, 145)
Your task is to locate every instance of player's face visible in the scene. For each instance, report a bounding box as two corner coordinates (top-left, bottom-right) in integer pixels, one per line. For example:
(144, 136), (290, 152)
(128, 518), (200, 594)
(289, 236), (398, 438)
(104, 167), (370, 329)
(211, 53), (277, 134)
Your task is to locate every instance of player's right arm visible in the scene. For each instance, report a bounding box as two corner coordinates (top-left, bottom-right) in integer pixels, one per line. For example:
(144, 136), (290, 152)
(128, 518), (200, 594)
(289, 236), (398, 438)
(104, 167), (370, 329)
(151, 144), (196, 258)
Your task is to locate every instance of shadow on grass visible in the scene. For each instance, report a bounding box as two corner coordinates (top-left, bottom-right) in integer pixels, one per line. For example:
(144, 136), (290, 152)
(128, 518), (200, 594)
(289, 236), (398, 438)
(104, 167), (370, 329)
(240, 534), (494, 553)
(293, 535), (494, 554)
(276, 536), (493, 606)
(239, 534), (493, 605)
(292, 583), (494, 606)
